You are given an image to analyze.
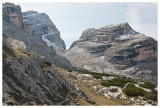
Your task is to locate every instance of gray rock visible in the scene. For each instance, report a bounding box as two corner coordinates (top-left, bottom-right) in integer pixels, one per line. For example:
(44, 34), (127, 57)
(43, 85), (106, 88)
(22, 11), (66, 50)
(3, 3), (24, 29)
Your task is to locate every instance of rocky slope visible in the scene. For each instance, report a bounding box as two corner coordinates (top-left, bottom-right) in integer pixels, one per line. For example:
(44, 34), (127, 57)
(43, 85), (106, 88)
(3, 2), (71, 68)
(66, 22), (157, 84)
(22, 10), (66, 53)
(3, 36), (76, 105)
(3, 36), (96, 105)
(56, 68), (157, 106)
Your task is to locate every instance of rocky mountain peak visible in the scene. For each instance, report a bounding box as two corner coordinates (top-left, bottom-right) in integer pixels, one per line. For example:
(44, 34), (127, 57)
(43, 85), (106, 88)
(80, 22), (138, 42)
(22, 11), (66, 50)
(66, 22), (157, 84)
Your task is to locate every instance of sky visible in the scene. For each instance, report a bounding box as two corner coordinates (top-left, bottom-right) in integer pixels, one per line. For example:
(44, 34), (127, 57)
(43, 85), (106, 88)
(16, 2), (158, 49)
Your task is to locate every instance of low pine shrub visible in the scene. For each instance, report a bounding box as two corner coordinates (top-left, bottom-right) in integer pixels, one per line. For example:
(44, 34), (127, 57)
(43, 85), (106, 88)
(67, 69), (72, 72)
(100, 77), (136, 87)
(123, 84), (146, 97)
(144, 92), (157, 101)
(139, 82), (156, 90)
(43, 59), (52, 66)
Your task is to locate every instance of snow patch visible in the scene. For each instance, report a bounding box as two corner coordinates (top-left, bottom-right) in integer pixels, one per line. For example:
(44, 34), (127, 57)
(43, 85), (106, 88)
(41, 31), (58, 37)
(118, 30), (137, 39)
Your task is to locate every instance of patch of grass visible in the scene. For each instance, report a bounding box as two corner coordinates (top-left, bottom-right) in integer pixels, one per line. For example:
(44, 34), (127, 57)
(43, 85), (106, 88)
(76, 70), (112, 79)
(43, 59), (52, 66)
(139, 82), (156, 90)
(38, 62), (46, 69)
(100, 77), (136, 87)
(123, 84), (157, 101)
(67, 69), (72, 72)
(3, 44), (16, 58)
(101, 81), (123, 87)
(92, 74), (102, 79)
(25, 51), (36, 58)
(43, 67), (50, 72)
(61, 67), (73, 72)
(123, 84), (146, 97)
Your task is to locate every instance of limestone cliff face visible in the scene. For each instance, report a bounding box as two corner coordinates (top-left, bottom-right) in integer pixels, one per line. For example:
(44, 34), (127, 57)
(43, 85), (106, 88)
(66, 23), (157, 84)
(22, 11), (66, 50)
(3, 3), (23, 29)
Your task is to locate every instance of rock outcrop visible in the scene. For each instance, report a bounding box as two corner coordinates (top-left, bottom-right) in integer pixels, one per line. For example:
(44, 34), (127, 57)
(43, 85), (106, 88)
(3, 2), (24, 29)
(22, 10), (66, 51)
(66, 22), (157, 84)
(3, 36), (76, 105)
(3, 3), (72, 68)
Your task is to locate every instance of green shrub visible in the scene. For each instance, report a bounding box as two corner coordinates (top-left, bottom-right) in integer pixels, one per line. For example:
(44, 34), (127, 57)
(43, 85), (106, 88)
(100, 77), (136, 87)
(67, 69), (72, 72)
(92, 74), (102, 79)
(139, 82), (156, 90)
(100, 81), (124, 87)
(144, 92), (157, 101)
(123, 84), (146, 97)
(61, 67), (73, 72)
(43, 59), (52, 66)
(152, 90), (158, 94)
(76, 70), (113, 79)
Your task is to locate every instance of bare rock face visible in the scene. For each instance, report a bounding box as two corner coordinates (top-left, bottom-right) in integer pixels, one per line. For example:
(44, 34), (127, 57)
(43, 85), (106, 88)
(80, 22), (138, 42)
(66, 23), (157, 84)
(22, 11), (66, 50)
(3, 36), (76, 105)
(3, 2), (24, 29)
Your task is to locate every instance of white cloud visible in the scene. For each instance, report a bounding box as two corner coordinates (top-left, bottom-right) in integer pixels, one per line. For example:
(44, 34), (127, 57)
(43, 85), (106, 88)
(125, 3), (157, 40)
(125, 4), (142, 31)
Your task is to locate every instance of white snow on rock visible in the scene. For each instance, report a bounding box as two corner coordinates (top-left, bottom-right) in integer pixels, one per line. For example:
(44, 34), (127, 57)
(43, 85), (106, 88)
(41, 31), (58, 37)
(118, 30), (137, 39)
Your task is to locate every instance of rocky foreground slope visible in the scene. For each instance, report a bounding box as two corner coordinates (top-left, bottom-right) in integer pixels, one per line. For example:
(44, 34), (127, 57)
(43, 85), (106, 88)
(3, 36), (76, 105)
(66, 22), (157, 84)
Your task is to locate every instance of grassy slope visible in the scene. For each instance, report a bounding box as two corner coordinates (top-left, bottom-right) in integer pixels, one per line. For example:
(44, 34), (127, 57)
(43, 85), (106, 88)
(56, 67), (127, 106)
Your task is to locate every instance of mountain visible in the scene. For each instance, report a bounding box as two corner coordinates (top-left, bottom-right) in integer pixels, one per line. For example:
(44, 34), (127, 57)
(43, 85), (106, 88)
(22, 10), (66, 54)
(3, 2), (71, 68)
(66, 22), (157, 84)
(2, 2), (158, 106)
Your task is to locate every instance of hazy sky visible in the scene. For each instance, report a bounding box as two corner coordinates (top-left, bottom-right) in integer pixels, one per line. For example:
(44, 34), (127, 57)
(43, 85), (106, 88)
(17, 2), (157, 49)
